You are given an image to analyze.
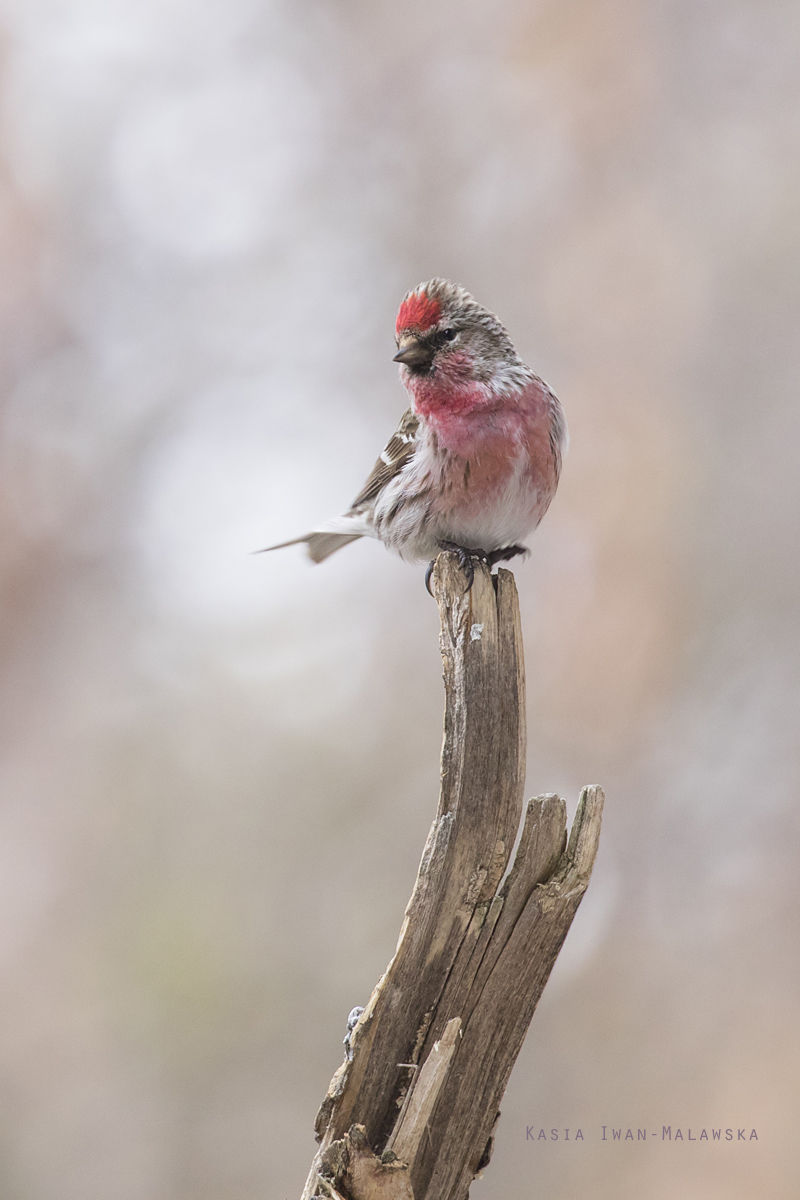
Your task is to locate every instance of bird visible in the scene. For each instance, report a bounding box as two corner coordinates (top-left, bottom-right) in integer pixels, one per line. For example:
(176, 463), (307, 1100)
(261, 278), (567, 591)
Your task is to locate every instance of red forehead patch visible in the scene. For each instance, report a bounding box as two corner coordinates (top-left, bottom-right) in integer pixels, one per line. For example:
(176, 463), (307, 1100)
(396, 292), (442, 333)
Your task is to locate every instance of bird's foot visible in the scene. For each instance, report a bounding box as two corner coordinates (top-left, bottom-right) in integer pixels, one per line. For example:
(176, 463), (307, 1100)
(426, 543), (529, 594)
(486, 544), (529, 569)
(427, 541), (490, 593)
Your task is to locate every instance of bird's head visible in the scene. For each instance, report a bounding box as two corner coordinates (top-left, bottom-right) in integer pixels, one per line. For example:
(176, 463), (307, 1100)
(393, 279), (520, 388)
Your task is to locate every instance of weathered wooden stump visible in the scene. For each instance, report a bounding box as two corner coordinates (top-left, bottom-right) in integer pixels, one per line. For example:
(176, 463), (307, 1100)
(302, 553), (604, 1200)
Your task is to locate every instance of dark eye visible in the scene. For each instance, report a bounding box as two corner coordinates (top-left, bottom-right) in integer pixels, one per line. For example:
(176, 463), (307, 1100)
(441, 328), (457, 341)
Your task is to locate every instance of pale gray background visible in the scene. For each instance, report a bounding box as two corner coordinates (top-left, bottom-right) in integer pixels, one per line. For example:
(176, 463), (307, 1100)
(0, 1), (798, 1197)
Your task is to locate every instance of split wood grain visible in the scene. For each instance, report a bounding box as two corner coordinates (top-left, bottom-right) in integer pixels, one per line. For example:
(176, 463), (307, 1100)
(302, 553), (604, 1200)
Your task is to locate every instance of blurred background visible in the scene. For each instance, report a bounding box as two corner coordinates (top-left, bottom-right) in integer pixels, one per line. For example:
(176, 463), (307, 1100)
(0, 0), (798, 1197)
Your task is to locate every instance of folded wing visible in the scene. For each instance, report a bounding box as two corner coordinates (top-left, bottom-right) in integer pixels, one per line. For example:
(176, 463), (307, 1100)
(257, 408), (421, 562)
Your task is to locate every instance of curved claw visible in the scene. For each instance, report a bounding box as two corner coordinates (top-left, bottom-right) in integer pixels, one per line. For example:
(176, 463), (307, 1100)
(456, 552), (474, 591)
(425, 560), (436, 596)
(425, 543), (529, 593)
(435, 541), (490, 591)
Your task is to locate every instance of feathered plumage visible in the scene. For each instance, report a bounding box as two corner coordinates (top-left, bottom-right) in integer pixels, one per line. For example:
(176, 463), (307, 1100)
(261, 279), (567, 576)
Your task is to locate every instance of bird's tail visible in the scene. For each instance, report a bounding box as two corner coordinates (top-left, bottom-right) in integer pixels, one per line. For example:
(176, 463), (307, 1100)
(255, 531), (363, 563)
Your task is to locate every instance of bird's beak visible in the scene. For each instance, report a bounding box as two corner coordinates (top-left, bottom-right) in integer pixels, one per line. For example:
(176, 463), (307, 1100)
(393, 336), (434, 368)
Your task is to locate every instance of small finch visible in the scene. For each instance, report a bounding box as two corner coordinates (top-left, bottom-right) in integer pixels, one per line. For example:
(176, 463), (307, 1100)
(262, 279), (567, 589)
